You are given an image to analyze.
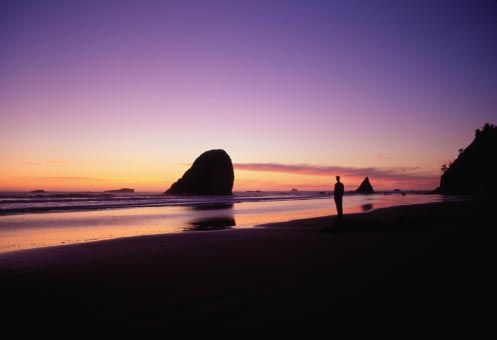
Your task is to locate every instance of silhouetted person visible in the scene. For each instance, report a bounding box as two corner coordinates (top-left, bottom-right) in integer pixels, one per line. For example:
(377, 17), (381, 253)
(334, 176), (344, 219)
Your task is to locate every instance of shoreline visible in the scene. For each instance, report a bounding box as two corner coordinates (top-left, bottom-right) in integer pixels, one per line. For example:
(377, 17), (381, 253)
(1, 198), (495, 335)
(0, 194), (460, 255)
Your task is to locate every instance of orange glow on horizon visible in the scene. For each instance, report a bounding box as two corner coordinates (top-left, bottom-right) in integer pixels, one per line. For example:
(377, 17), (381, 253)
(0, 167), (439, 192)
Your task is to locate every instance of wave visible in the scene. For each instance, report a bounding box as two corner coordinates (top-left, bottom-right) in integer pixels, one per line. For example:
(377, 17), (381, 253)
(0, 190), (432, 216)
(0, 191), (330, 216)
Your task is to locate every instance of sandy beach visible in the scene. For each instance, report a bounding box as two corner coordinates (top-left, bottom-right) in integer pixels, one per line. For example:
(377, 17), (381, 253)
(1, 198), (495, 336)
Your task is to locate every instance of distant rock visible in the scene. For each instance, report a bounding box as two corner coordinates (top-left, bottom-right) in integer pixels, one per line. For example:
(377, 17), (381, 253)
(291, 188), (298, 192)
(165, 149), (234, 195)
(355, 177), (374, 194)
(104, 188), (134, 193)
(438, 123), (497, 194)
(30, 190), (46, 193)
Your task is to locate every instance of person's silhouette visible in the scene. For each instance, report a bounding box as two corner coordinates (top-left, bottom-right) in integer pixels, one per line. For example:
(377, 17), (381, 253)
(334, 176), (344, 219)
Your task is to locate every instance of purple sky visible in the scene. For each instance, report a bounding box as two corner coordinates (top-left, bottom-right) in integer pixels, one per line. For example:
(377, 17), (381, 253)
(1, 0), (496, 191)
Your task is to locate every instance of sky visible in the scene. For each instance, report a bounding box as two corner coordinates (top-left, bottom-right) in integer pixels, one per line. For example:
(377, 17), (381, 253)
(1, 0), (496, 192)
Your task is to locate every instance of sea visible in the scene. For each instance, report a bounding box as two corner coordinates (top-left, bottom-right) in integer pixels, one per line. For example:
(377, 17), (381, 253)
(0, 190), (458, 253)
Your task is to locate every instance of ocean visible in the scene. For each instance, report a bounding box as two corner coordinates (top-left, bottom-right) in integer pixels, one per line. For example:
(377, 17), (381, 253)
(0, 191), (456, 253)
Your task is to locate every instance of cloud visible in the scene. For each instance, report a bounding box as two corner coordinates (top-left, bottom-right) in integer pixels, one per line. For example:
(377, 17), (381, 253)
(24, 160), (71, 165)
(376, 154), (390, 160)
(13, 176), (109, 182)
(234, 163), (437, 181)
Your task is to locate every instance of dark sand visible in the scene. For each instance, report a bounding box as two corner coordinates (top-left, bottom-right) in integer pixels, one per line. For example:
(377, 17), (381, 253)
(1, 198), (495, 336)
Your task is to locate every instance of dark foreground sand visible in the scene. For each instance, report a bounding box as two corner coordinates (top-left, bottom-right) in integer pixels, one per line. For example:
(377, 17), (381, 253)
(1, 198), (495, 336)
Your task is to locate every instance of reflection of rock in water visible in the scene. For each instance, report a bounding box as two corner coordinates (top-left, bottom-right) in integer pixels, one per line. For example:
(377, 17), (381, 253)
(185, 217), (236, 231)
(361, 203), (373, 212)
(191, 203), (234, 211)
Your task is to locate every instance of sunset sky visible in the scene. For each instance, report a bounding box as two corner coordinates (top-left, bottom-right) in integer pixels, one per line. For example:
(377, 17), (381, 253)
(1, 0), (496, 192)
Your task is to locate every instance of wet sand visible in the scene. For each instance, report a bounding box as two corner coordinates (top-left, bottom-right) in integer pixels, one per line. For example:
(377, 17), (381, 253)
(0, 198), (495, 336)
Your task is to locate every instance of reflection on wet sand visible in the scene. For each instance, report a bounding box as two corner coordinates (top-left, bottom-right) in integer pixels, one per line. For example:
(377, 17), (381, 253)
(185, 217), (236, 231)
(0, 194), (450, 253)
(361, 203), (374, 212)
(190, 203), (234, 211)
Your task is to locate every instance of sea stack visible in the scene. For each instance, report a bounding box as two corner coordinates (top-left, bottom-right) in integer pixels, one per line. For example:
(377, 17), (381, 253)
(356, 177), (374, 194)
(104, 188), (135, 193)
(165, 149), (234, 195)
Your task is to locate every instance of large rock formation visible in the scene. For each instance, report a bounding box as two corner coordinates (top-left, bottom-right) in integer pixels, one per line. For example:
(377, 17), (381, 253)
(165, 149), (234, 195)
(438, 123), (497, 194)
(355, 177), (374, 194)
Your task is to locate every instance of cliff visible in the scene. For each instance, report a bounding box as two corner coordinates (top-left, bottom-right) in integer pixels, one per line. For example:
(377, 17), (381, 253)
(439, 123), (497, 194)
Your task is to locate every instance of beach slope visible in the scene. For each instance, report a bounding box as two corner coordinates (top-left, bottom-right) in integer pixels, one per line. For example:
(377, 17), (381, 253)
(0, 199), (495, 336)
